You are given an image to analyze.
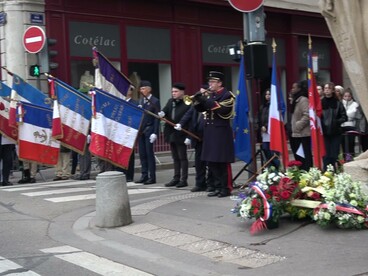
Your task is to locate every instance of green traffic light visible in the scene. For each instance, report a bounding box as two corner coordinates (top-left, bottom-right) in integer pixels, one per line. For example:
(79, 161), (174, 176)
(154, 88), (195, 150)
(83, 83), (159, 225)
(30, 65), (40, 77)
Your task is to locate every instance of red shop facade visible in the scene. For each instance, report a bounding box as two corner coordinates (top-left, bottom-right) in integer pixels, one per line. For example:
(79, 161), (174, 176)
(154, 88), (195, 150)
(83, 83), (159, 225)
(45, 0), (341, 116)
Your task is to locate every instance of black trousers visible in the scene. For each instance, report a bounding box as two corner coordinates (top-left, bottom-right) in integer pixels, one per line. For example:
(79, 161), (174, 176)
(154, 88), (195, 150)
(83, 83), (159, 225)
(194, 142), (206, 188)
(0, 144), (15, 182)
(170, 142), (188, 181)
(290, 136), (313, 171)
(208, 162), (229, 194)
(323, 134), (342, 171)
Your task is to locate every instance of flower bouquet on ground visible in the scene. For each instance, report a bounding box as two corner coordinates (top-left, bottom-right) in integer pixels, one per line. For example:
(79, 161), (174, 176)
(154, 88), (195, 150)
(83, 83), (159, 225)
(233, 162), (368, 233)
(232, 167), (299, 234)
(313, 172), (368, 229)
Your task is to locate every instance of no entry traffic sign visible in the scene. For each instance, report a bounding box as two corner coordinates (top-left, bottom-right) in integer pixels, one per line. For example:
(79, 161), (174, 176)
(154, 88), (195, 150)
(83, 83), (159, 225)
(22, 26), (46, 54)
(228, 0), (264, 12)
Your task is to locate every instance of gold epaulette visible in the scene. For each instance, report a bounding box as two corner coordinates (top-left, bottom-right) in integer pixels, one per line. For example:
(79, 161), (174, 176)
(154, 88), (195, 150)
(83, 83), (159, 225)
(218, 95), (235, 119)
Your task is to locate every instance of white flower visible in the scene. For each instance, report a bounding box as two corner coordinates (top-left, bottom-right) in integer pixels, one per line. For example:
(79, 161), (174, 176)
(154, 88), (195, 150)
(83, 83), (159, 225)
(323, 212), (331, 220)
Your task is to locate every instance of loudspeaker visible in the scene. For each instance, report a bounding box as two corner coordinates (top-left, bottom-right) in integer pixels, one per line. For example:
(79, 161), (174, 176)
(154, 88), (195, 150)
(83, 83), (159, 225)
(244, 43), (269, 79)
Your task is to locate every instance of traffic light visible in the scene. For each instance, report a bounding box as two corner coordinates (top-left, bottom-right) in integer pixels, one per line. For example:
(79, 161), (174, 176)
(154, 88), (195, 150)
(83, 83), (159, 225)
(29, 65), (41, 77)
(246, 6), (266, 42)
(39, 38), (58, 73)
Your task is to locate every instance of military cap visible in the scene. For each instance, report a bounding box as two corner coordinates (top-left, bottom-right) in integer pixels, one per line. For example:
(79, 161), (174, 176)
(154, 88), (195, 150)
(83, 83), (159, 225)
(172, 82), (186, 90)
(207, 71), (224, 82)
(140, 80), (152, 88)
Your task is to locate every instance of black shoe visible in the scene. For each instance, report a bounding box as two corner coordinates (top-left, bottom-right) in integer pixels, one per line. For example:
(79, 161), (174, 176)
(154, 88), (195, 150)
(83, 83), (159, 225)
(191, 186), (206, 192)
(144, 178), (156, 185)
(165, 179), (180, 187)
(207, 191), (220, 197)
(18, 177), (31, 184)
(176, 181), (188, 188)
(53, 176), (63, 181)
(1, 181), (13, 186)
(79, 176), (90, 180)
(217, 192), (230, 198)
(29, 178), (36, 183)
(135, 177), (148, 184)
(126, 179), (133, 182)
(206, 187), (215, 192)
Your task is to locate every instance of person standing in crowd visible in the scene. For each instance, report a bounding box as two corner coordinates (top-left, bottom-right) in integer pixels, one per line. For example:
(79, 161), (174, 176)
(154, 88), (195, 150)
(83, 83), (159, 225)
(258, 88), (280, 169)
(289, 81), (313, 171)
(18, 161), (37, 184)
(321, 82), (347, 170)
(53, 145), (71, 181)
(176, 85), (211, 192)
(334, 85), (344, 101)
(135, 80), (160, 184)
(0, 134), (15, 186)
(356, 105), (368, 152)
(193, 71), (235, 198)
(159, 83), (191, 188)
(74, 132), (92, 180)
(341, 88), (360, 161)
(317, 85), (324, 99)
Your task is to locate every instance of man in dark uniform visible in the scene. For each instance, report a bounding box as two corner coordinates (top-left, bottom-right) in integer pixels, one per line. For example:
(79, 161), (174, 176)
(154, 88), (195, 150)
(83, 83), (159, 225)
(135, 80), (161, 184)
(193, 71), (235, 197)
(176, 85), (209, 192)
(159, 83), (191, 188)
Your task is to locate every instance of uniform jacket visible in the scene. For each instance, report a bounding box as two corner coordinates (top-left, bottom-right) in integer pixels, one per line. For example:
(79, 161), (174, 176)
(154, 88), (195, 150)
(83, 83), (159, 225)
(291, 96), (311, 137)
(138, 95), (161, 136)
(179, 106), (204, 147)
(194, 88), (235, 163)
(162, 98), (191, 143)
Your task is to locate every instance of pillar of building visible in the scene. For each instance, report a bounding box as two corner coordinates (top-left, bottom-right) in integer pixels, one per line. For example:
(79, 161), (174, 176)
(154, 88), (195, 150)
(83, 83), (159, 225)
(0, 0), (45, 84)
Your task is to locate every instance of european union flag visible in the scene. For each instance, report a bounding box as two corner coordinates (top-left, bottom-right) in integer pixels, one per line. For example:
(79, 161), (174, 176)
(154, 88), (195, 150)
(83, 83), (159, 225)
(233, 55), (251, 163)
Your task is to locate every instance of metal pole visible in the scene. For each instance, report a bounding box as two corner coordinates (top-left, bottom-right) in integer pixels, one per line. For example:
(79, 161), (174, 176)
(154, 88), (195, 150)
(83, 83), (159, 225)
(243, 12), (257, 177)
(35, 53), (41, 90)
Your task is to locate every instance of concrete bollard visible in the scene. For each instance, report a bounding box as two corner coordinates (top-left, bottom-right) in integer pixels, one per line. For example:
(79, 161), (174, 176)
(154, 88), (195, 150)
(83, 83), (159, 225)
(95, 171), (132, 228)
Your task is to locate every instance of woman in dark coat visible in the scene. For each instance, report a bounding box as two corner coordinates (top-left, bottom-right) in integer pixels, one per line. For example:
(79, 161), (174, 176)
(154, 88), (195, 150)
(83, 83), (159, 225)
(321, 82), (347, 170)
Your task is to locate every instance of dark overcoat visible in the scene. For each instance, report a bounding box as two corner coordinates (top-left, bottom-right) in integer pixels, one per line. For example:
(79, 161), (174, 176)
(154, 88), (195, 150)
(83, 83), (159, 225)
(194, 88), (235, 163)
(138, 95), (161, 136)
(162, 98), (191, 143)
(179, 106), (204, 147)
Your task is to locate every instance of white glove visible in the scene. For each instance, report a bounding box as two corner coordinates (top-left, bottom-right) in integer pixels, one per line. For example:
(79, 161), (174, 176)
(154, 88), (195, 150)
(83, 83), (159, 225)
(87, 134), (91, 144)
(149, 133), (157, 143)
(158, 111), (165, 118)
(184, 138), (191, 146)
(174, 123), (182, 131)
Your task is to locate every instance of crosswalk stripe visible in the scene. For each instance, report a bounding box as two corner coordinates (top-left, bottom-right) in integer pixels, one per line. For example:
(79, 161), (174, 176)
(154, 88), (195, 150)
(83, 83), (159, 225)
(44, 188), (168, 203)
(40, 246), (153, 276)
(1, 181), (141, 192)
(45, 194), (96, 202)
(22, 187), (95, 197)
(0, 256), (41, 275)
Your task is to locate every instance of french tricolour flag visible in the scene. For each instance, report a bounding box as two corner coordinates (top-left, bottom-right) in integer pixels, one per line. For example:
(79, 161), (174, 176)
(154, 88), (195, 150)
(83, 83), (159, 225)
(0, 82), (17, 141)
(268, 52), (289, 168)
(18, 102), (60, 165)
(9, 74), (51, 127)
(90, 88), (144, 169)
(93, 47), (131, 99)
(51, 78), (92, 154)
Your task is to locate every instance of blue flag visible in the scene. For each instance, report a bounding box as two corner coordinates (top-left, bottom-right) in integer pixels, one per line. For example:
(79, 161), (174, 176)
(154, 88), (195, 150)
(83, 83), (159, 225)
(93, 48), (131, 99)
(233, 56), (251, 163)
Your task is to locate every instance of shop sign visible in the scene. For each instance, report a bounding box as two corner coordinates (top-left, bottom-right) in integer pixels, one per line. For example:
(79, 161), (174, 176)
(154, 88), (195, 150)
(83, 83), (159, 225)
(69, 21), (120, 58)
